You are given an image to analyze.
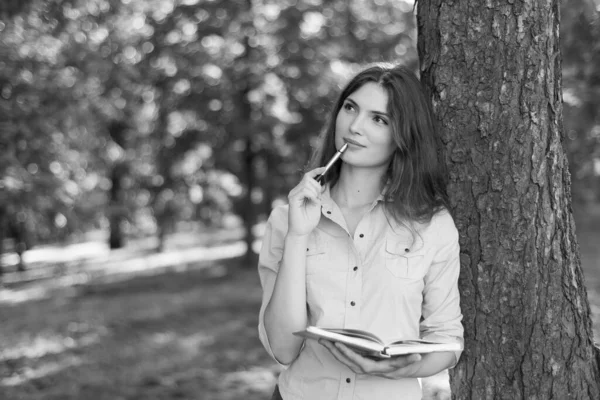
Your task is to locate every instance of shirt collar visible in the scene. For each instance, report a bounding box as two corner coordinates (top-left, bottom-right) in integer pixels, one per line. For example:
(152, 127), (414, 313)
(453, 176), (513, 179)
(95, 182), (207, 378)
(321, 182), (388, 215)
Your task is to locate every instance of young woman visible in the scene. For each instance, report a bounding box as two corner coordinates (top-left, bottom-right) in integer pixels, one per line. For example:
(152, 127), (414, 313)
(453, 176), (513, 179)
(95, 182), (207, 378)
(257, 64), (463, 400)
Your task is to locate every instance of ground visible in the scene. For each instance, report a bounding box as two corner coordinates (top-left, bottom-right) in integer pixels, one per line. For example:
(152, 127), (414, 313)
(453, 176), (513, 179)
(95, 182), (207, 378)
(0, 207), (598, 400)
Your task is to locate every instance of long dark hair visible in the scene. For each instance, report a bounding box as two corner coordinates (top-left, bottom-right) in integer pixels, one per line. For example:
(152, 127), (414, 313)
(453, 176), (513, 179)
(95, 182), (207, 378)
(308, 63), (450, 225)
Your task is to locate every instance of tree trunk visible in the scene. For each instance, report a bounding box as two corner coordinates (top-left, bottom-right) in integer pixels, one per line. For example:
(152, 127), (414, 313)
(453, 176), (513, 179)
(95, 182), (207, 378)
(0, 0), (31, 18)
(243, 132), (257, 265)
(11, 216), (26, 271)
(0, 205), (5, 278)
(262, 148), (274, 217)
(107, 121), (129, 250)
(153, 102), (170, 253)
(109, 162), (127, 249)
(238, 0), (259, 266)
(417, 1), (600, 399)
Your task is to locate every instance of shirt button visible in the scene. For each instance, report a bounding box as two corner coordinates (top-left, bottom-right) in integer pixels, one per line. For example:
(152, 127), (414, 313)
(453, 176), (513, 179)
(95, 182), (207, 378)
(350, 301), (356, 306)
(346, 378), (351, 383)
(359, 234), (364, 238)
(353, 266), (358, 271)
(405, 248), (410, 253)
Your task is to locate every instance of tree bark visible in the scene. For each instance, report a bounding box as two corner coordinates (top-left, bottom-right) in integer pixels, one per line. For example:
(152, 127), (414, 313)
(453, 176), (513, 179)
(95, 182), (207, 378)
(417, 1), (600, 399)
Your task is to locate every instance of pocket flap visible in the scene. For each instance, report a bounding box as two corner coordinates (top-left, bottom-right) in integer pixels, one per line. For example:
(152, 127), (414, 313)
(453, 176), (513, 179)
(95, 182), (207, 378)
(385, 236), (425, 258)
(306, 245), (325, 256)
(305, 231), (325, 256)
(384, 235), (426, 279)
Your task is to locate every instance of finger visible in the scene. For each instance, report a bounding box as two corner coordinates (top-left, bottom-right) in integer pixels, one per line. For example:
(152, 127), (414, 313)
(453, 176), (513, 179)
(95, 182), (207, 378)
(331, 343), (367, 373)
(388, 353), (422, 369)
(304, 167), (327, 184)
(335, 343), (384, 374)
(302, 185), (322, 201)
(298, 187), (321, 204)
(304, 167), (327, 180)
(290, 181), (321, 199)
(304, 175), (323, 193)
(319, 341), (363, 373)
(289, 169), (325, 196)
(374, 354), (422, 379)
(378, 360), (419, 380)
(335, 343), (421, 377)
(289, 186), (320, 205)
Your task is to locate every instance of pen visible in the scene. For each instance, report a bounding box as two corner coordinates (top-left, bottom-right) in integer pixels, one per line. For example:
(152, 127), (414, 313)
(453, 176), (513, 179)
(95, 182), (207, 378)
(314, 143), (349, 185)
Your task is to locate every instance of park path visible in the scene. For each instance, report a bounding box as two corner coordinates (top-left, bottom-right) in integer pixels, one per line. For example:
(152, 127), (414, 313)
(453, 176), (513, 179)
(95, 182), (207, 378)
(0, 227), (250, 305)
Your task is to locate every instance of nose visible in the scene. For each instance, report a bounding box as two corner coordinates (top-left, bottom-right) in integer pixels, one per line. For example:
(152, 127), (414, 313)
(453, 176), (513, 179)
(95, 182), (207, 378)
(349, 113), (365, 136)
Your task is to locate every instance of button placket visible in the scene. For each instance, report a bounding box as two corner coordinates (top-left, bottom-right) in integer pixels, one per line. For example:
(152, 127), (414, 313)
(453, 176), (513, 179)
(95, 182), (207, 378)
(344, 240), (363, 329)
(340, 372), (356, 397)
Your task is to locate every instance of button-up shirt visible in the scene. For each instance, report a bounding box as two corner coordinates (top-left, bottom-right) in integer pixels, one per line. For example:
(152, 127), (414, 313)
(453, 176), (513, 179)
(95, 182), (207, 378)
(258, 185), (463, 400)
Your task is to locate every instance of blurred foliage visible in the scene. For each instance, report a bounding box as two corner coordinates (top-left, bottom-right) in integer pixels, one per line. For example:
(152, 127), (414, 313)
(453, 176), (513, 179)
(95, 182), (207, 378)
(562, 0), (600, 203)
(0, 0), (598, 253)
(0, 0), (416, 250)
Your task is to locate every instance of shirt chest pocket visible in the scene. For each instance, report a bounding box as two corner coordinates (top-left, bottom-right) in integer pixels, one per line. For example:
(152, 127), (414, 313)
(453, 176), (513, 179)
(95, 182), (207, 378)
(304, 230), (346, 325)
(305, 231), (331, 275)
(384, 238), (427, 280)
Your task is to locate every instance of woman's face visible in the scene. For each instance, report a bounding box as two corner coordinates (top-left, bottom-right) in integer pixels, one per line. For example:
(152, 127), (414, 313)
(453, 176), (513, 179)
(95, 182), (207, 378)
(335, 82), (396, 170)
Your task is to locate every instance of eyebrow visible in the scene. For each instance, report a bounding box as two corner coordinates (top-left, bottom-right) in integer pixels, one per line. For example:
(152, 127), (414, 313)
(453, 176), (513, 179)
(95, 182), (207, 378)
(345, 98), (389, 117)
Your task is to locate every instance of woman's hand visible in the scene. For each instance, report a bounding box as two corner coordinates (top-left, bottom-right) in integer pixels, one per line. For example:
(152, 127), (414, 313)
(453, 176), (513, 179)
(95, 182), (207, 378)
(319, 340), (422, 379)
(287, 167), (327, 237)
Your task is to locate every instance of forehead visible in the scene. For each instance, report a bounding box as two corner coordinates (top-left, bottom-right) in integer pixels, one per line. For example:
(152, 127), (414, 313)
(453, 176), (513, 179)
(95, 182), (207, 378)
(347, 82), (388, 111)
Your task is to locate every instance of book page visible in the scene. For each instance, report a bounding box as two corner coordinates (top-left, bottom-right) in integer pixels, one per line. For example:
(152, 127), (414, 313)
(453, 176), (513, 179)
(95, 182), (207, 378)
(384, 341), (462, 357)
(324, 328), (385, 345)
(293, 327), (386, 354)
(388, 338), (447, 346)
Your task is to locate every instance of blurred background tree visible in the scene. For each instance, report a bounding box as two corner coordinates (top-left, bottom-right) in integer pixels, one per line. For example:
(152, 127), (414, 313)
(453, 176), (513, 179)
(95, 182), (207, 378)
(0, 0), (598, 270)
(562, 0), (600, 204)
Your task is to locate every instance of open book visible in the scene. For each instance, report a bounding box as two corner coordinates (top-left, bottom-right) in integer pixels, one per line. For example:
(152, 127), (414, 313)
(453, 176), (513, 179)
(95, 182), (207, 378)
(293, 326), (462, 359)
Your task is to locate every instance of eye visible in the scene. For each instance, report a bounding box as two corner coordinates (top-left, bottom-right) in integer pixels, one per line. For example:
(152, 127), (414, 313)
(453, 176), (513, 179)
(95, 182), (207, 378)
(373, 115), (388, 125)
(343, 102), (355, 112)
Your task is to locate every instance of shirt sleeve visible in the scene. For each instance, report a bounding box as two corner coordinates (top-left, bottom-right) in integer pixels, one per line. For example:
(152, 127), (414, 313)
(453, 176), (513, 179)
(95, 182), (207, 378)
(257, 205), (290, 366)
(419, 210), (464, 366)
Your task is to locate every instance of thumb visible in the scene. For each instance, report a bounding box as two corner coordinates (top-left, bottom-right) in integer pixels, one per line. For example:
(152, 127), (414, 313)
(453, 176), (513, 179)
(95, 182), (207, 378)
(407, 353), (422, 363)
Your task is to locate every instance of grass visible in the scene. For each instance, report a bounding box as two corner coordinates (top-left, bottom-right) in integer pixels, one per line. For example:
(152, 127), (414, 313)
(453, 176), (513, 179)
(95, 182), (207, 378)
(0, 207), (599, 400)
(0, 261), (278, 400)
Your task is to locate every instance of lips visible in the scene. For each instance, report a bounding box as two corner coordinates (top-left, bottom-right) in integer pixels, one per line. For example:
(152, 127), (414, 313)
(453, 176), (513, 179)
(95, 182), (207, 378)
(343, 138), (365, 147)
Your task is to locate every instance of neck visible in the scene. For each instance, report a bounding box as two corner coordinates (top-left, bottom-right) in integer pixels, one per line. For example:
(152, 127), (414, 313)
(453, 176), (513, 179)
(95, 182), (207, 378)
(331, 165), (387, 208)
